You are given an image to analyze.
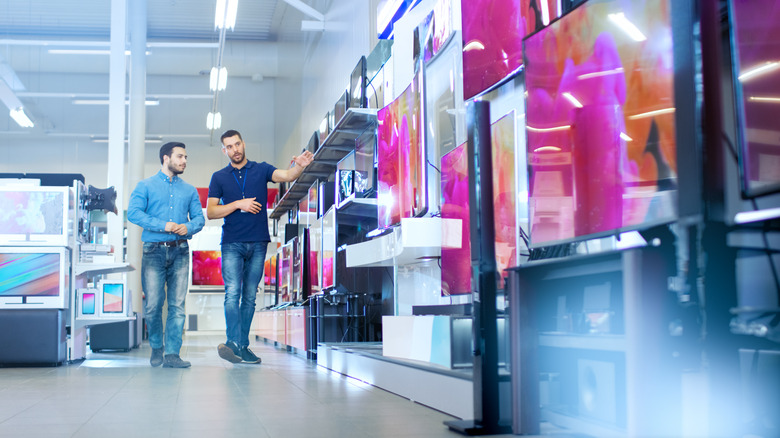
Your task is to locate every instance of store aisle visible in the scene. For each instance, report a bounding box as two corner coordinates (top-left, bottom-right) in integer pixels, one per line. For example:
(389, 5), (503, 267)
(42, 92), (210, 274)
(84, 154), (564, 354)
(0, 332), (522, 438)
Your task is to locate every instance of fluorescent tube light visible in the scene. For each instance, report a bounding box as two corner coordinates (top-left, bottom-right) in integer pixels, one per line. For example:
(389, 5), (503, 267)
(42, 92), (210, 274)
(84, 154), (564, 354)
(207, 112), (222, 130)
(215, 0), (239, 30)
(9, 107), (34, 128)
(209, 67), (228, 91)
(72, 99), (159, 106)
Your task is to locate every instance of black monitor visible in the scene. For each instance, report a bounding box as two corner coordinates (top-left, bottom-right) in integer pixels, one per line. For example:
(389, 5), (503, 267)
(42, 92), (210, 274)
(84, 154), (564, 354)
(350, 56), (367, 109)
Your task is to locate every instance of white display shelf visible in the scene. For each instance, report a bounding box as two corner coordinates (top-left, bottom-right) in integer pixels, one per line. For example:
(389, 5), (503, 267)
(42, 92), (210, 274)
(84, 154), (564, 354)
(74, 262), (134, 276)
(270, 108), (377, 220)
(346, 217), (453, 267)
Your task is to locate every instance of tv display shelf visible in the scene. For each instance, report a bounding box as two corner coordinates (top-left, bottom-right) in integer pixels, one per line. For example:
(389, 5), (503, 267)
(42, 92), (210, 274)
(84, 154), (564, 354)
(270, 108), (377, 220)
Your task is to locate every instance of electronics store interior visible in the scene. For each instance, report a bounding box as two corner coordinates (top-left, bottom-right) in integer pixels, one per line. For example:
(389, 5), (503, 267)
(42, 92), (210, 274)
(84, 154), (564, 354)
(0, 0), (778, 437)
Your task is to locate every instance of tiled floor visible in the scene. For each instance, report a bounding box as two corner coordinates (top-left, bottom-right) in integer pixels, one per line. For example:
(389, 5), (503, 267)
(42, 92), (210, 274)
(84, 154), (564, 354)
(0, 332), (525, 438)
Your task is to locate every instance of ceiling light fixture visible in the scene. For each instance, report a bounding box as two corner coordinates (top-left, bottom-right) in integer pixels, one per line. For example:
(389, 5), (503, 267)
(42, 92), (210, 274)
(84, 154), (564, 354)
(209, 66), (228, 91)
(9, 107), (34, 128)
(215, 0), (239, 30)
(72, 99), (159, 106)
(207, 112), (222, 130)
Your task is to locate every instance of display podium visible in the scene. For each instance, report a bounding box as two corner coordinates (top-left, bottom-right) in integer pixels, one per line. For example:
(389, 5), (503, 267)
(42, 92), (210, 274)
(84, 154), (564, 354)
(0, 309), (67, 366)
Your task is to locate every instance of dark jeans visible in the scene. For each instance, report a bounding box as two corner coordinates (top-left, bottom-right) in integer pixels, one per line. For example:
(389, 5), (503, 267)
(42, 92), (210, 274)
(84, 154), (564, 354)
(142, 241), (189, 355)
(221, 242), (267, 347)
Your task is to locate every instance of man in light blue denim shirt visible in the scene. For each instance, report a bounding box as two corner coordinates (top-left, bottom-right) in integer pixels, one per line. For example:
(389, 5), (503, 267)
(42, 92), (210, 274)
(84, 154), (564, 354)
(128, 142), (205, 368)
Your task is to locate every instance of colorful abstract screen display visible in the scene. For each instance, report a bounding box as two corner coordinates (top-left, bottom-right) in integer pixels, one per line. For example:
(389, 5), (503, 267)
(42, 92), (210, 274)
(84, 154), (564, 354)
(491, 112), (517, 288)
(377, 69), (426, 228)
(440, 142), (471, 296)
(192, 250), (224, 286)
(0, 253), (60, 296)
(729, 0), (780, 197)
(524, 0), (677, 247)
(102, 283), (124, 313)
(81, 292), (96, 315)
(0, 189), (65, 235)
(461, 0), (561, 100)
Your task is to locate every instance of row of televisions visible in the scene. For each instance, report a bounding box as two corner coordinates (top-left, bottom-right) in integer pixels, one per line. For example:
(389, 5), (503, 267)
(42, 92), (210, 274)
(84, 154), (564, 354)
(0, 246), (129, 315)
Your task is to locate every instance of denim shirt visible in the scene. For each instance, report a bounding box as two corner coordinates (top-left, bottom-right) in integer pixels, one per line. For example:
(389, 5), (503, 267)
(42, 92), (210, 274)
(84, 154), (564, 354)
(128, 170), (205, 243)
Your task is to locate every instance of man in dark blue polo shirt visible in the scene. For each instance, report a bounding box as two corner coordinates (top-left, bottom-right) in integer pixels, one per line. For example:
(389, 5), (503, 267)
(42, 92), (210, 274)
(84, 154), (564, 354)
(207, 129), (313, 364)
(128, 142), (205, 368)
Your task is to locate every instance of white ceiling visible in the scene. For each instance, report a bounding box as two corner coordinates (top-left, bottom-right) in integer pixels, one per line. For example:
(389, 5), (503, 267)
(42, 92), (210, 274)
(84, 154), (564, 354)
(0, 0), (312, 148)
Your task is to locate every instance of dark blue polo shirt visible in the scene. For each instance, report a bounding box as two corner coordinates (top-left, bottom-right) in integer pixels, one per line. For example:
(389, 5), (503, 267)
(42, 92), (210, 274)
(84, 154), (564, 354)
(208, 160), (277, 244)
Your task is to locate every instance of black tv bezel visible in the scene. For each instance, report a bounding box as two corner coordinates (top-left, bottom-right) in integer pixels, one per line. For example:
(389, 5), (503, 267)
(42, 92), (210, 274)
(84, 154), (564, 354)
(354, 125), (378, 199)
(521, 0), (702, 249)
(726, 0), (780, 199)
(350, 56), (368, 109)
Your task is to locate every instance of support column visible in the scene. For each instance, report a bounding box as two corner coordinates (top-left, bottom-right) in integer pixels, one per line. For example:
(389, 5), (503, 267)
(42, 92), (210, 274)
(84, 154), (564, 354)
(127, 0), (147, 314)
(107, 0), (127, 264)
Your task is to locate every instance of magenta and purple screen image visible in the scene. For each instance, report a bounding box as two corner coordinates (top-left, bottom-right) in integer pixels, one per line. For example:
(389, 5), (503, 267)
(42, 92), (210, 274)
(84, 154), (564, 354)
(377, 70), (424, 229)
(192, 250), (224, 286)
(440, 142), (472, 296)
(0, 253), (60, 297)
(462, 0), (556, 100)
(525, 0), (677, 247)
(0, 190), (64, 235)
(730, 1), (780, 195)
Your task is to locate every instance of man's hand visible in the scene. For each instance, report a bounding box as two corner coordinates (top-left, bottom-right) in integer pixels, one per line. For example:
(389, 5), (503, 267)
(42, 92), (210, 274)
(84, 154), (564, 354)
(165, 222), (189, 236)
(235, 197), (263, 214)
(293, 150), (314, 168)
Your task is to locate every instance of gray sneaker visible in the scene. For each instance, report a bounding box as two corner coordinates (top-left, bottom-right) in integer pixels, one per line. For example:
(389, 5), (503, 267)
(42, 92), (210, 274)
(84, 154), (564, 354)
(217, 341), (242, 363)
(162, 354), (191, 368)
(150, 347), (164, 367)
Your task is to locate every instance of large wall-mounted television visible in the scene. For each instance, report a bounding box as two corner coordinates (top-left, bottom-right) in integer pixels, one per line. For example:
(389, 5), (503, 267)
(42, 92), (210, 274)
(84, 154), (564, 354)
(524, 0), (682, 248)
(0, 186), (70, 247)
(377, 68), (427, 229)
(191, 250), (224, 288)
(728, 0), (780, 197)
(440, 142), (472, 296)
(0, 246), (70, 309)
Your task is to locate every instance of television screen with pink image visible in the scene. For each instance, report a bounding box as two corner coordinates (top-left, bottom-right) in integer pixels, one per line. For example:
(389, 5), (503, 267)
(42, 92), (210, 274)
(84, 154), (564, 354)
(440, 142), (472, 296)
(524, 0), (677, 247)
(377, 69), (426, 229)
(102, 282), (124, 313)
(192, 250), (224, 286)
(491, 112), (517, 289)
(729, 0), (780, 197)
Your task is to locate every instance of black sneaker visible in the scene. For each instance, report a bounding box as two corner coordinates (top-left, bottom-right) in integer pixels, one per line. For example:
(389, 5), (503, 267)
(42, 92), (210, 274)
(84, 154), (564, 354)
(217, 341), (242, 363)
(150, 347), (164, 367)
(240, 346), (261, 364)
(162, 354), (191, 368)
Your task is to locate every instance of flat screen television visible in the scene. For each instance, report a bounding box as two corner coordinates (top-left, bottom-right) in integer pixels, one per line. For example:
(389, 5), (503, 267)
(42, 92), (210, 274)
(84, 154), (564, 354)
(309, 216), (322, 294)
(461, 0), (527, 100)
(728, 0), (780, 197)
(524, 0), (680, 248)
(306, 130), (319, 154)
(350, 56), (367, 109)
(100, 280), (127, 315)
(0, 246), (70, 309)
(355, 126), (378, 198)
(321, 206), (336, 290)
(279, 241), (293, 302)
(377, 68), (427, 229)
(491, 111), (518, 288)
(292, 235), (303, 302)
(0, 186), (70, 247)
(440, 142), (472, 296)
(191, 250), (224, 288)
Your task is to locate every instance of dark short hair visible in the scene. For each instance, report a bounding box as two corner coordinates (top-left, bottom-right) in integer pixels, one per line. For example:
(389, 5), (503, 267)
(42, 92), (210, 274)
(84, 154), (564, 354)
(220, 130), (243, 145)
(159, 141), (186, 164)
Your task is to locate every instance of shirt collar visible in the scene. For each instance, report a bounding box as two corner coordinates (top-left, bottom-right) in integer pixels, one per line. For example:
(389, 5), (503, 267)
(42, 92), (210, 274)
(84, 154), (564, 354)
(230, 160), (254, 173)
(157, 170), (178, 183)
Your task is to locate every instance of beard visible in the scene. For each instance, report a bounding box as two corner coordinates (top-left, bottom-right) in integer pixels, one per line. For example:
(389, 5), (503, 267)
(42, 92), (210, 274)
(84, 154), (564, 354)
(230, 151), (245, 164)
(167, 162), (184, 175)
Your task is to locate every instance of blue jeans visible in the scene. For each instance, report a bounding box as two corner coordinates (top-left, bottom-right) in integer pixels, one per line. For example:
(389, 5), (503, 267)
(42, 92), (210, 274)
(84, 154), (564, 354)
(141, 241), (189, 355)
(221, 242), (267, 347)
